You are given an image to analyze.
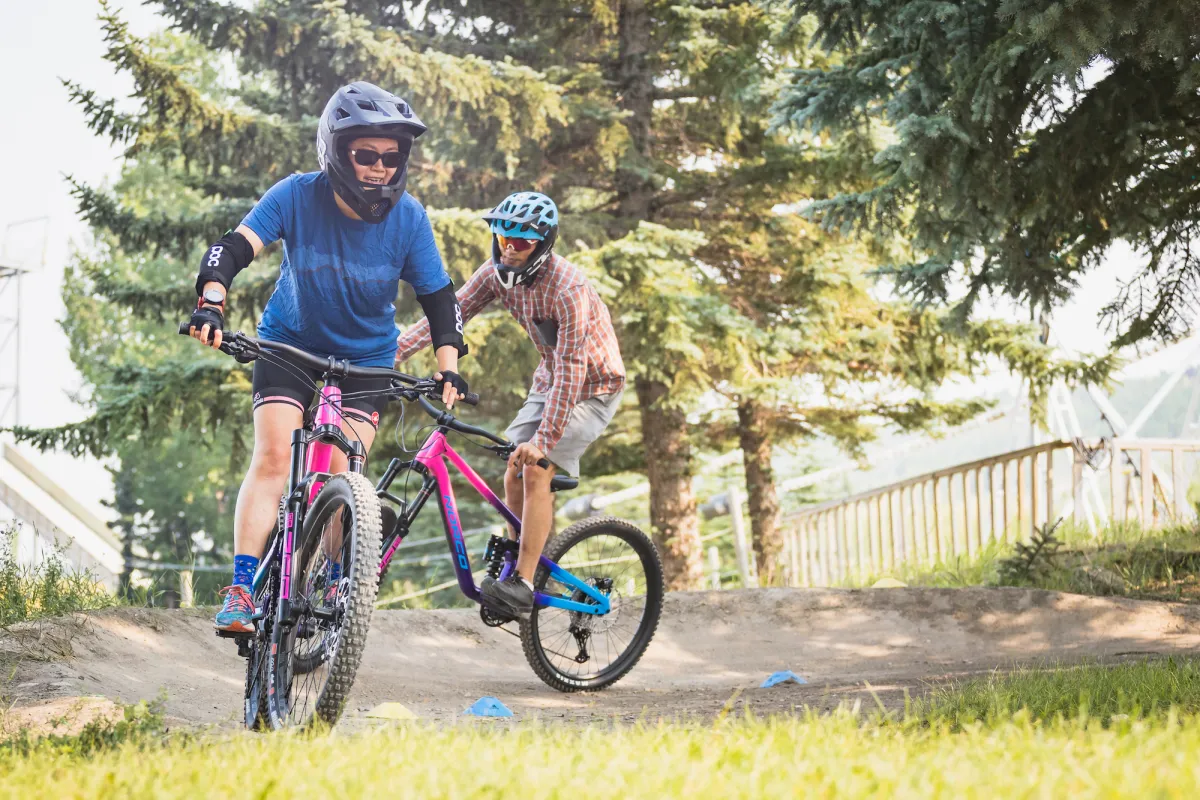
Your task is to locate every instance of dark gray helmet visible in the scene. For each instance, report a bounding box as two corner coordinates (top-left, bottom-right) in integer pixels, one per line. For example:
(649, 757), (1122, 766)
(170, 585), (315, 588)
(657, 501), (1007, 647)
(316, 82), (428, 223)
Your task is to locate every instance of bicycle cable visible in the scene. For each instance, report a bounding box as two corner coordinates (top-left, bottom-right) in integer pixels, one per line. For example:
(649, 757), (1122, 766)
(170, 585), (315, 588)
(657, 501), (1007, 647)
(251, 348), (366, 448)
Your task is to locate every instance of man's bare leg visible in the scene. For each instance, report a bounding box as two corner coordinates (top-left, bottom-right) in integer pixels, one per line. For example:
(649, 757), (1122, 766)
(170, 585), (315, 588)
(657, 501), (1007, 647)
(515, 463), (554, 581)
(503, 460), (525, 539)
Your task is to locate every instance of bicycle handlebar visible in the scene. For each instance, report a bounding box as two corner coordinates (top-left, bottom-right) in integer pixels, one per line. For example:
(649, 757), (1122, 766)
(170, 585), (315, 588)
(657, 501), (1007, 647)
(179, 324), (552, 468)
(177, 323), (479, 406)
(413, 396), (550, 469)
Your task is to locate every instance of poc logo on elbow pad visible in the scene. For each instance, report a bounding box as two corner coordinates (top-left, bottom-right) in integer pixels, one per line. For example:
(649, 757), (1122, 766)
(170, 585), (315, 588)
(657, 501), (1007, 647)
(455, 306), (463, 334)
(207, 245), (224, 269)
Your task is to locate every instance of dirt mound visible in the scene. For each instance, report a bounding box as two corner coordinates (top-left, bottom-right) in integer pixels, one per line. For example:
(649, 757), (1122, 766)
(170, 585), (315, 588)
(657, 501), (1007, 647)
(5, 588), (1200, 729)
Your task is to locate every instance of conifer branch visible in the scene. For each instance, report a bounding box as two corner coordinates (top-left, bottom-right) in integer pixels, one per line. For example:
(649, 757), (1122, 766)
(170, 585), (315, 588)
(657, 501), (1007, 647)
(8, 358), (247, 459)
(69, 177), (254, 259)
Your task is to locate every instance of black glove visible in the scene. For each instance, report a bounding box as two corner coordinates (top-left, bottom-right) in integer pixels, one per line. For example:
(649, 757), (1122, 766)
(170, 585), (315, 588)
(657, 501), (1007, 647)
(435, 370), (469, 397)
(189, 296), (225, 342)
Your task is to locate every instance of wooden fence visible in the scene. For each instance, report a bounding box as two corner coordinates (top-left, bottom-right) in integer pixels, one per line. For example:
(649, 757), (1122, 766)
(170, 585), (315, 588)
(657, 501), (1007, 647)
(781, 438), (1200, 587)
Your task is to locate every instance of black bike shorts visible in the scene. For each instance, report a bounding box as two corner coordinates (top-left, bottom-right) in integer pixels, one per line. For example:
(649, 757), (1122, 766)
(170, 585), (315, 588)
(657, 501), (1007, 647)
(251, 357), (390, 429)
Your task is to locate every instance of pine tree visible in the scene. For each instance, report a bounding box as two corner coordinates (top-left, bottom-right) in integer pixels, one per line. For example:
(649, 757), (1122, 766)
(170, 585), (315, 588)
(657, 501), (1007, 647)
(48, 32), (245, 597)
(20, 0), (1106, 593)
(21, 0), (567, 454)
(33, 0), (786, 589)
(774, 0), (1200, 346)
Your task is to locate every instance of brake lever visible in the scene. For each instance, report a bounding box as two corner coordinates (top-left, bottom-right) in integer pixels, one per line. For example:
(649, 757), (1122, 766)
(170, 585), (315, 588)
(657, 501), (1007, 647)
(218, 333), (258, 363)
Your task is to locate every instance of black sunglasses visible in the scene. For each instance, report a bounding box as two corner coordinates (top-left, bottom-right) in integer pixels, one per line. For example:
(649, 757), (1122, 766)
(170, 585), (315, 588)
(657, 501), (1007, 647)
(350, 148), (405, 168)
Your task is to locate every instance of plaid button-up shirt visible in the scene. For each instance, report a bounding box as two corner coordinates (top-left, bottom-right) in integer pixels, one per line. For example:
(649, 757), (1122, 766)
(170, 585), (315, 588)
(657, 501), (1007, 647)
(396, 254), (625, 453)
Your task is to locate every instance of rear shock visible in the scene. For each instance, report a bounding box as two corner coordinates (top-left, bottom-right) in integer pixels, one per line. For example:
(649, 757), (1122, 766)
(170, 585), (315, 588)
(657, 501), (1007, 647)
(482, 533), (519, 580)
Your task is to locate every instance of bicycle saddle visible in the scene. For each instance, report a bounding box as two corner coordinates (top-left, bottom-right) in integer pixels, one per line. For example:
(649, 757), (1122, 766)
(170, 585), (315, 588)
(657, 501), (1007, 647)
(550, 475), (579, 493)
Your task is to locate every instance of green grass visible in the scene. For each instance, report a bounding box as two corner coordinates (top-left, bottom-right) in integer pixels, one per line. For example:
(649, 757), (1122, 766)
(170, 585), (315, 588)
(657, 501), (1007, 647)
(3, 706), (1199, 798)
(6, 661), (1200, 798)
(910, 658), (1200, 728)
(0, 699), (166, 759)
(851, 520), (1200, 601)
(0, 523), (116, 627)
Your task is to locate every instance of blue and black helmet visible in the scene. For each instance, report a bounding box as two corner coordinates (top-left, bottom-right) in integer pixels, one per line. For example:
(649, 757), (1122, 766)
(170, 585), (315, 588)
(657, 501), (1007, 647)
(316, 82), (427, 224)
(483, 191), (559, 288)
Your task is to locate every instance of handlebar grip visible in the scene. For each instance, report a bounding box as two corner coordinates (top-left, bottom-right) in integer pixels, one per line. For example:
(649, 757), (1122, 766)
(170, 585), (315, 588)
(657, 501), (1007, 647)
(179, 321), (228, 339)
(462, 392), (480, 406)
(536, 457), (551, 470)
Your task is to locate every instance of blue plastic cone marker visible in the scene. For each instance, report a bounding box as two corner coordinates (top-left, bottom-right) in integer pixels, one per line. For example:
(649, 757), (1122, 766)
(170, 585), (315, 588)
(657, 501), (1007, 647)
(464, 696), (514, 718)
(364, 702), (417, 720)
(761, 670), (808, 688)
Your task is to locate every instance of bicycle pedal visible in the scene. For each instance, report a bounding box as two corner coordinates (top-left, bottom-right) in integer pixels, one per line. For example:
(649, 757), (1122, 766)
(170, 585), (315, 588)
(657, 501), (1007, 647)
(216, 629), (254, 658)
(215, 628), (253, 639)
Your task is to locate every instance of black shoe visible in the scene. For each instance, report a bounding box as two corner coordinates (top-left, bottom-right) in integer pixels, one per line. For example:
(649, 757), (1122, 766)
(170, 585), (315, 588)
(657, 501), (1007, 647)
(480, 575), (496, 593)
(482, 574), (534, 617)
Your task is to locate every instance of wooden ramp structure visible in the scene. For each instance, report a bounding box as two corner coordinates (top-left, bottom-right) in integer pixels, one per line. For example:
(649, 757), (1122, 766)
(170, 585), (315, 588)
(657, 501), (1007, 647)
(0, 442), (121, 590)
(782, 437), (1200, 587)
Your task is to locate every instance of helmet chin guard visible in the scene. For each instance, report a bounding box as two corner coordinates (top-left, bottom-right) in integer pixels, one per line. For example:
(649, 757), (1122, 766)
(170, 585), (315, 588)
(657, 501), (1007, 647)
(317, 82), (427, 224)
(492, 228), (558, 289)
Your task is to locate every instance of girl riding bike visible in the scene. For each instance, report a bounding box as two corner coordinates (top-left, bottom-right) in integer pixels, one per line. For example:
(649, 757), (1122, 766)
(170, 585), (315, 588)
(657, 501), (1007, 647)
(187, 82), (469, 634)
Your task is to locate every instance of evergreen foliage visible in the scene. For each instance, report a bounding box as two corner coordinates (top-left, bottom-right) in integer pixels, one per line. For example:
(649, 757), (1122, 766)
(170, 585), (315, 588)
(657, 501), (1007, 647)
(16, 0), (1106, 590)
(774, 0), (1200, 346)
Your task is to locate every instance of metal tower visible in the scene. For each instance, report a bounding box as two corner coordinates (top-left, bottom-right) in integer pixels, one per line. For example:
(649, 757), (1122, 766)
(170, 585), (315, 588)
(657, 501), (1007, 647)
(0, 217), (49, 429)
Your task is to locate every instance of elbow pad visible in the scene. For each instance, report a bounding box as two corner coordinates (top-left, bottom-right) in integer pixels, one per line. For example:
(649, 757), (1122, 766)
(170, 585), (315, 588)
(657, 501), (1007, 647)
(195, 230), (255, 295)
(417, 281), (468, 357)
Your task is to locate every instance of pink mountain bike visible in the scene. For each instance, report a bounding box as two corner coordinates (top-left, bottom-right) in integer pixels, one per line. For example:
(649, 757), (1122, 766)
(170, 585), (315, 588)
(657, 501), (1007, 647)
(181, 325), (663, 731)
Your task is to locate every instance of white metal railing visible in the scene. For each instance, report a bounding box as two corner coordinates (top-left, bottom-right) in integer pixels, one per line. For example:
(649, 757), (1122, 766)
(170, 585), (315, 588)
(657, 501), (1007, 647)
(781, 438), (1200, 587)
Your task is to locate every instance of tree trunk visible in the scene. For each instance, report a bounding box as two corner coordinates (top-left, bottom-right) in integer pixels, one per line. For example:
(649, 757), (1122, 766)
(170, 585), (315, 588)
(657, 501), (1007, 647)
(615, 0), (653, 224)
(637, 378), (703, 589)
(738, 400), (783, 585)
(616, 2), (701, 588)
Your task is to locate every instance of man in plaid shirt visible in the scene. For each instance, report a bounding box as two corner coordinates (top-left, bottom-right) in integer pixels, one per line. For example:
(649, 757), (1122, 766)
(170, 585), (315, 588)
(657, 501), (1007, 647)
(395, 191), (625, 617)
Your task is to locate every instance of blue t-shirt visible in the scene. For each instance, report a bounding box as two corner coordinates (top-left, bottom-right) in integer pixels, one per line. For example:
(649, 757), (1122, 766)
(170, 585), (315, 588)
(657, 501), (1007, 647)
(241, 172), (451, 367)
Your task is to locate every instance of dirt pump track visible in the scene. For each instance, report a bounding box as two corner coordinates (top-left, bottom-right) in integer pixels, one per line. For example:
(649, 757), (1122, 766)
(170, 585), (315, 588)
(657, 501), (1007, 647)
(5, 587), (1200, 730)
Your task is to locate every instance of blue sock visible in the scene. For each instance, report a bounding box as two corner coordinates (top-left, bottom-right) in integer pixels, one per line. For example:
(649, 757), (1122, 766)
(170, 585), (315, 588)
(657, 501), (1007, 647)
(329, 562), (341, 584)
(233, 554), (260, 588)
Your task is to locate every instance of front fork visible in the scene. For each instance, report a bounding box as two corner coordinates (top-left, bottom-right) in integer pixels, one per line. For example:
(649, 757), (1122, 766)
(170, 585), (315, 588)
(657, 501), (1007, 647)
(272, 427), (366, 640)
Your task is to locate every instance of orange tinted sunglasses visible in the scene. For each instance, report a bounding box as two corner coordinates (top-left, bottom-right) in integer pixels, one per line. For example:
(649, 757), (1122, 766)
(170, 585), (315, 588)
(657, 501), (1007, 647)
(497, 234), (537, 252)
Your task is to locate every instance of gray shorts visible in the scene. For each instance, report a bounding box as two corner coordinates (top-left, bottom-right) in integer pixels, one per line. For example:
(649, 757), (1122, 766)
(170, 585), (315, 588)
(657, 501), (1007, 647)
(504, 390), (623, 477)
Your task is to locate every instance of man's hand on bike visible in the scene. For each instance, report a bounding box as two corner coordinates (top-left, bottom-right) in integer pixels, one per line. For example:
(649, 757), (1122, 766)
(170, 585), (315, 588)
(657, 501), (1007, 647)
(433, 370), (468, 408)
(509, 442), (547, 470)
(189, 283), (226, 350)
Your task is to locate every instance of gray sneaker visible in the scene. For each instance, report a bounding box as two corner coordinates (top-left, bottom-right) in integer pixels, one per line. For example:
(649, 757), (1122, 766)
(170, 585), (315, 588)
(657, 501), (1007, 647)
(481, 574), (534, 617)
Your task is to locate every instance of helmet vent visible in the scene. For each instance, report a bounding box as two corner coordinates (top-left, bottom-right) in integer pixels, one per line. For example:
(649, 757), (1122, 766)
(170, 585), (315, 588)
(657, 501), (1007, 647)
(356, 99), (377, 111)
(396, 102), (411, 117)
(335, 107), (351, 120)
(346, 86), (361, 94)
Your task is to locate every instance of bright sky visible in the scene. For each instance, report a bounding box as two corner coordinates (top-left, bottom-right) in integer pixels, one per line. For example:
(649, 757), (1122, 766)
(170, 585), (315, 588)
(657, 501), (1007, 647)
(0, 0), (163, 514)
(0, 1), (1183, 519)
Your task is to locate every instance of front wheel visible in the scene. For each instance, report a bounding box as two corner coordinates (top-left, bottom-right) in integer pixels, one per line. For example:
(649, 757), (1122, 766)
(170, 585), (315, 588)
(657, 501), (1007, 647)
(520, 517), (664, 692)
(266, 472), (382, 729)
(243, 564), (276, 731)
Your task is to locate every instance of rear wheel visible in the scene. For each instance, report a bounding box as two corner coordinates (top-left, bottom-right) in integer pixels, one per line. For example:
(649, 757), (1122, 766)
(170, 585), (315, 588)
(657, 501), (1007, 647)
(521, 517), (664, 692)
(266, 473), (382, 729)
